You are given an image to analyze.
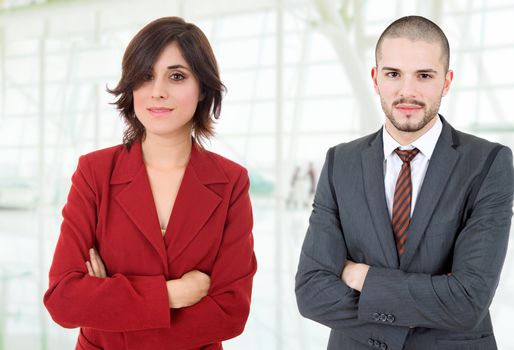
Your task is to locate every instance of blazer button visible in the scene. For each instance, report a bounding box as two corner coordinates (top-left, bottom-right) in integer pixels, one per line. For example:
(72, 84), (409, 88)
(379, 313), (387, 322)
(387, 314), (395, 323)
(372, 312), (380, 321)
(368, 338), (375, 346)
(380, 343), (388, 350)
(374, 340), (381, 348)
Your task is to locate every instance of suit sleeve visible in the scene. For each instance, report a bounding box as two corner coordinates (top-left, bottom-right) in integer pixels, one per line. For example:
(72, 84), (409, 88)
(358, 146), (514, 330)
(43, 155), (171, 332)
(125, 167), (257, 349)
(295, 149), (409, 349)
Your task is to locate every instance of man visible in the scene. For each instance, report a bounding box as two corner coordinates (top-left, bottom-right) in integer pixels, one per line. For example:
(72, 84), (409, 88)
(295, 15), (513, 350)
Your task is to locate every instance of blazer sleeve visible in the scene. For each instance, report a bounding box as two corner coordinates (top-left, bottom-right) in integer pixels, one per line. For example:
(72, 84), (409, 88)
(43, 155), (171, 332)
(295, 149), (410, 349)
(358, 146), (514, 330)
(125, 167), (257, 349)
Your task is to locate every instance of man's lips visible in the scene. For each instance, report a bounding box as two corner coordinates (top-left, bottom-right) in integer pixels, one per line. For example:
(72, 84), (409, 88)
(394, 104), (423, 111)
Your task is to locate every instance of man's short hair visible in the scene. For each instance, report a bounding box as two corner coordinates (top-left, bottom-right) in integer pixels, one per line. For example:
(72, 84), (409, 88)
(375, 15), (450, 72)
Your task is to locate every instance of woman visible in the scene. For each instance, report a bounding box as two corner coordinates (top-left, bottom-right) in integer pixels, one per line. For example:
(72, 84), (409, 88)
(44, 17), (257, 350)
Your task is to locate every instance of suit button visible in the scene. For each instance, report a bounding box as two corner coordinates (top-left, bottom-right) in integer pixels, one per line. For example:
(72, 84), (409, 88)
(374, 340), (381, 348)
(368, 338), (374, 346)
(380, 343), (388, 350)
(379, 313), (387, 322)
(372, 312), (380, 321)
(387, 314), (395, 323)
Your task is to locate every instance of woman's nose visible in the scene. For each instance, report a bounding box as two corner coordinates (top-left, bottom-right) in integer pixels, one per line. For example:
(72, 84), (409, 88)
(151, 79), (168, 99)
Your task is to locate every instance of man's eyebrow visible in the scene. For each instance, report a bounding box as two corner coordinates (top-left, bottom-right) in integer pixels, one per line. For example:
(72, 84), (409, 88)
(416, 69), (438, 74)
(381, 66), (400, 71)
(380, 67), (439, 74)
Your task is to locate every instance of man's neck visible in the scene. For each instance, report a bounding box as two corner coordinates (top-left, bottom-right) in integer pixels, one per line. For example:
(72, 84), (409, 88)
(385, 116), (438, 146)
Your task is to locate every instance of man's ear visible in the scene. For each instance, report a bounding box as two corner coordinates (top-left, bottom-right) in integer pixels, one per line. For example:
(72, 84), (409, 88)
(371, 66), (379, 94)
(442, 69), (454, 97)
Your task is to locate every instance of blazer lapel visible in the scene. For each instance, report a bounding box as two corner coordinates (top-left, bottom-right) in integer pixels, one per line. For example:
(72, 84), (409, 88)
(164, 144), (227, 264)
(400, 117), (460, 269)
(361, 129), (400, 268)
(112, 141), (169, 272)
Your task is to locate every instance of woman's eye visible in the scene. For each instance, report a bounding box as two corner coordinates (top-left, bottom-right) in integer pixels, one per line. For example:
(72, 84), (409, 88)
(170, 73), (185, 81)
(142, 73), (153, 81)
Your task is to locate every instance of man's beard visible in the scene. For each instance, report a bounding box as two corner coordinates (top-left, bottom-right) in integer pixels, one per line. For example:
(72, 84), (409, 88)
(381, 97), (441, 132)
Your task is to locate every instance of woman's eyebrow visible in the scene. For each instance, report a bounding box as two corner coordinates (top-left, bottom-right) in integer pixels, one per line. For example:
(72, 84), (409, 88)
(166, 64), (190, 70)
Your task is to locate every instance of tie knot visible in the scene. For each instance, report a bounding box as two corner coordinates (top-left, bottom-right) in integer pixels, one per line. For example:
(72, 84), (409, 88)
(395, 148), (419, 163)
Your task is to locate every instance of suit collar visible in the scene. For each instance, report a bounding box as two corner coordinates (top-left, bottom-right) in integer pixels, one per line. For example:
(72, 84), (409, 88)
(112, 138), (227, 272)
(400, 115), (461, 268)
(110, 139), (229, 185)
(362, 128), (400, 267)
(362, 115), (460, 268)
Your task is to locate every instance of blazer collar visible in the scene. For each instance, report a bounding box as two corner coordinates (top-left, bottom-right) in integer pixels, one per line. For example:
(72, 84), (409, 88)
(400, 115), (461, 268)
(362, 128), (400, 267)
(111, 138), (228, 273)
(110, 139), (229, 186)
(362, 115), (460, 268)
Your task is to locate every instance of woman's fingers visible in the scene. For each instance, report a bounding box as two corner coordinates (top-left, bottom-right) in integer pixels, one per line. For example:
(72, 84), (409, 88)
(88, 248), (107, 278)
(85, 261), (95, 277)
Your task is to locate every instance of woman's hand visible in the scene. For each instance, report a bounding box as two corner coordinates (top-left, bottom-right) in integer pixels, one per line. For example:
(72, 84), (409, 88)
(85, 248), (107, 278)
(166, 270), (211, 308)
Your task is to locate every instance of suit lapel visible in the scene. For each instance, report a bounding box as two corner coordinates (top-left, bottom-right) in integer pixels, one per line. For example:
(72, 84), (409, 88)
(111, 141), (228, 270)
(361, 129), (400, 268)
(164, 144), (227, 263)
(112, 141), (169, 272)
(400, 118), (460, 269)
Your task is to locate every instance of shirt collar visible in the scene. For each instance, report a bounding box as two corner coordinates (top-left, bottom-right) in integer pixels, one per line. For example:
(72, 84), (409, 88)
(382, 115), (443, 160)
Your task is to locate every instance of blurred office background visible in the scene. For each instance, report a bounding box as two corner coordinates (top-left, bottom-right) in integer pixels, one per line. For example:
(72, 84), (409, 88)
(1, 0), (514, 349)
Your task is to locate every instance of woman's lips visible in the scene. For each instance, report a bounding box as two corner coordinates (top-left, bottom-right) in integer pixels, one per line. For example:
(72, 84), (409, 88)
(147, 107), (174, 116)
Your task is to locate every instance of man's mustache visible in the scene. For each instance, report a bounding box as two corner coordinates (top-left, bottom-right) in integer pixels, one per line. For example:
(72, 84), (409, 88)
(393, 98), (425, 107)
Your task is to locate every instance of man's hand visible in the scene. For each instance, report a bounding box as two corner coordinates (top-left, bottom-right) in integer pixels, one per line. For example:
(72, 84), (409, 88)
(86, 248), (107, 278)
(166, 270), (211, 309)
(341, 260), (370, 292)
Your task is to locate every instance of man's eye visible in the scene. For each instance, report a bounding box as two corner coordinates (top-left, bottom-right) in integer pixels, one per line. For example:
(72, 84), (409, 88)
(419, 73), (432, 79)
(386, 72), (399, 78)
(170, 73), (185, 81)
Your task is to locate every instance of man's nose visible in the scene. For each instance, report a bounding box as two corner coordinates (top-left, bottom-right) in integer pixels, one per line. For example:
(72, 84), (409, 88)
(398, 76), (417, 98)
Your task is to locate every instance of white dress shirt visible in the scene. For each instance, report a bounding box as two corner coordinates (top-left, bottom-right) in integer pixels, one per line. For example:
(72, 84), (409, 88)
(383, 117), (443, 218)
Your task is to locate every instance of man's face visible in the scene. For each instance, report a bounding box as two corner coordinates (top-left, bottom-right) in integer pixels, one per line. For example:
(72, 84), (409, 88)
(372, 37), (453, 134)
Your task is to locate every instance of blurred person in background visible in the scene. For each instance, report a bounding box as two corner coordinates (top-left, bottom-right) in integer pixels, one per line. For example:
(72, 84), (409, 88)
(44, 16), (256, 350)
(296, 15), (513, 350)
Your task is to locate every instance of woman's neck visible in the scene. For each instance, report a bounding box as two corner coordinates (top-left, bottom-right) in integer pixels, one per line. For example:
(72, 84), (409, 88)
(141, 133), (192, 171)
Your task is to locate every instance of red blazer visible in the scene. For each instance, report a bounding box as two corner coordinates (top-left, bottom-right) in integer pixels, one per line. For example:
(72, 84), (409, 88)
(44, 140), (257, 350)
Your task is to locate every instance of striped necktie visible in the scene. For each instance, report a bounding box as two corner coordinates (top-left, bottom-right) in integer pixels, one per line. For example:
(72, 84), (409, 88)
(392, 148), (420, 256)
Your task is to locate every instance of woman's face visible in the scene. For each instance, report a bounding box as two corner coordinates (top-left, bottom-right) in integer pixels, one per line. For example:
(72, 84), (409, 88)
(133, 41), (202, 141)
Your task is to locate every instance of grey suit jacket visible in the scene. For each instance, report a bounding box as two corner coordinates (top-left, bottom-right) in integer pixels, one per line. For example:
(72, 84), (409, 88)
(295, 117), (514, 350)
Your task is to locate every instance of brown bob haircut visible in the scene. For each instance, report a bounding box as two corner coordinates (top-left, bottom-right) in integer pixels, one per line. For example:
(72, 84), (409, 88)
(108, 17), (225, 147)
